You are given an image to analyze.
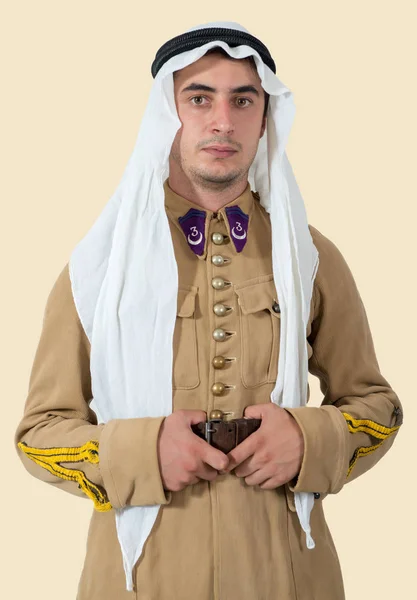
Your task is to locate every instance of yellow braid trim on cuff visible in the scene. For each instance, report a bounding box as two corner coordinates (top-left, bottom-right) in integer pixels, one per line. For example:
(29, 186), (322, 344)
(18, 440), (112, 512)
(343, 411), (401, 479)
(342, 412), (401, 440)
(347, 440), (385, 478)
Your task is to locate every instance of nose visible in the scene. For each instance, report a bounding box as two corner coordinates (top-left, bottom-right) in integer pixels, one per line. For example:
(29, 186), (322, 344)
(210, 98), (235, 135)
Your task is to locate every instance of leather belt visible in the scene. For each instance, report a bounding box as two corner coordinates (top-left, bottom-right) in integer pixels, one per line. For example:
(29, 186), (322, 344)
(191, 417), (262, 454)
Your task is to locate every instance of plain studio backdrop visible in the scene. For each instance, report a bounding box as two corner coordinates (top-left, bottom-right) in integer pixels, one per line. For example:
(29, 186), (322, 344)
(1, 2), (415, 599)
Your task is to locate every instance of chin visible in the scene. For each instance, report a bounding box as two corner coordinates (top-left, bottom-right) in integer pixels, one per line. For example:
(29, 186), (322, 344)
(193, 162), (240, 180)
(198, 171), (243, 186)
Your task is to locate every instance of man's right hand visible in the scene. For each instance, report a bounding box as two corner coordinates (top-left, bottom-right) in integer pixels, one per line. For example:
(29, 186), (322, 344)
(157, 410), (229, 492)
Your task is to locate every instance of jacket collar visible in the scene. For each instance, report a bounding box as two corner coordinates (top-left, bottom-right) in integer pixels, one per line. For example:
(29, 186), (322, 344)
(164, 178), (257, 259)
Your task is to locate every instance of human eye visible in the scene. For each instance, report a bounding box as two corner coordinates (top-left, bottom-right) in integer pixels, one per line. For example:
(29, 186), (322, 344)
(190, 95), (208, 106)
(235, 97), (253, 108)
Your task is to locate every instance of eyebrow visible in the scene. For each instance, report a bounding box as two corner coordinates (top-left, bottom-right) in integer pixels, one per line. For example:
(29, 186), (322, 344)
(180, 83), (260, 96)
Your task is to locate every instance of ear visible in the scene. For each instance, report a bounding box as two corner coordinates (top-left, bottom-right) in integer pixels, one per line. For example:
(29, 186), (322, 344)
(260, 115), (267, 138)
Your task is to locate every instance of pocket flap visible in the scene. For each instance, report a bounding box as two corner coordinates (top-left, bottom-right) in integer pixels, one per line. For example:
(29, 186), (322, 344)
(177, 286), (197, 317)
(235, 278), (279, 316)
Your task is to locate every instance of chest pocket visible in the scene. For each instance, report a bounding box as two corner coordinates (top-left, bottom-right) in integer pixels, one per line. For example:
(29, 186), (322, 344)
(172, 285), (200, 389)
(235, 277), (280, 389)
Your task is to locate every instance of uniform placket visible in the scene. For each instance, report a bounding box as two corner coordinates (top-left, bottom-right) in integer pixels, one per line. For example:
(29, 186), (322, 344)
(206, 210), (239, 600)
(207, 212), (237, 420)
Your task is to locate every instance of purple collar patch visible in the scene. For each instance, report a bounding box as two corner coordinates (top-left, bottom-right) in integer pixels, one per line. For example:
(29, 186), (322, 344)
(225, 206), (249, 252)
(178, 208), (206, 256)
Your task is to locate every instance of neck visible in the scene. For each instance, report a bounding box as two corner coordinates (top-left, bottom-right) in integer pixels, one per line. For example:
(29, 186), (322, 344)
(168, 163), (248, 212)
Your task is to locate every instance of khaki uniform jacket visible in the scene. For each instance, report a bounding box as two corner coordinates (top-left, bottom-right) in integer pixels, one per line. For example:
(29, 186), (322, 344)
(15, 179), (403, 600)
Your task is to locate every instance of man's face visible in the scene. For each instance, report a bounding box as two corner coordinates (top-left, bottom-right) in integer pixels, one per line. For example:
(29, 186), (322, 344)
(170, 53), (267, 189)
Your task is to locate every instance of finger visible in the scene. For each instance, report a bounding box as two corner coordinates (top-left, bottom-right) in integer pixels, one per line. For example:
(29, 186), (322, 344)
(259, 478), (281, 490)
(225, 433), (259, 472)
(183, 410), (208, 425)
(199, 440), (229, 471)
(195, 462), (219, 482)
(244, 402), (281, 420)
(244, 466), (274, 487)
(188, 475), (201, 485)
(233, 455), (259, 478)
(243, 403), (268, 419)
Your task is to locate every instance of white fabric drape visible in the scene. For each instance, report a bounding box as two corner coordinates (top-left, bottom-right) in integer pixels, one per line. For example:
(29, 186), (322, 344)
(69, 21), (319, 592)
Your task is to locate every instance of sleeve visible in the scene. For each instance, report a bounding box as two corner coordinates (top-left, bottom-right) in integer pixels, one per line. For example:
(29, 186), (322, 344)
(14, 263), (172, 511)
(284, 226), (403, 497)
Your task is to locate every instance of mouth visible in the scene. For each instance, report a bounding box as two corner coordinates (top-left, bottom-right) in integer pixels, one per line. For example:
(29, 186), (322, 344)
(202, 146), (238, 158)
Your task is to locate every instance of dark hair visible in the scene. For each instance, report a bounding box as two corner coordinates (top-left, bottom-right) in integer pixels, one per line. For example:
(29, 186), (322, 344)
(175, 46), (270, 118)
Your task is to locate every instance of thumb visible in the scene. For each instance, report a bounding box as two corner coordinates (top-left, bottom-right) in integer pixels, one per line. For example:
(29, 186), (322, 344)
(243, 404), (266, 419)
(184, 410), (208, 426)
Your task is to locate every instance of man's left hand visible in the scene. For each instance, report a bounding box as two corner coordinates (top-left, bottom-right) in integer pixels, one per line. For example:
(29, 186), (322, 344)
(222, 403), (304, 489)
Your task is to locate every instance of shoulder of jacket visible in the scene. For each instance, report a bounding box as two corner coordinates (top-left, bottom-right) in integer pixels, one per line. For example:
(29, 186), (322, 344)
(308, 224), (348, 265)
(44, 262), (82, 326)
(43, 262), (91, 349)
(308, 223), (332, 250)
(308, 224), (358, 302)
(45, 262), (71, 306)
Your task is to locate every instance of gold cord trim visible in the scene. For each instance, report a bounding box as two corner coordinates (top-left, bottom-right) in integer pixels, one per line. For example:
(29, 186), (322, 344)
(18, 440), (112, 511)
(342, 412), (401, 440)
(343, 412), (400, 479)
(347, 441), (384, 477)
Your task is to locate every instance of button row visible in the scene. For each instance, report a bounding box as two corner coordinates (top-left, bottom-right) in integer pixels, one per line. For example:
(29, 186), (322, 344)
(211, 231), (231, 400)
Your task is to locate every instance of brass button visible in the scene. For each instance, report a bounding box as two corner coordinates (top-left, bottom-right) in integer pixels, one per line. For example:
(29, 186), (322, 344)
(212, 355), (226, 369)
(212, 254), (225, 266)
(211, 382), (226, 396)
(212, 232), (225, 245)
(272, 301), (280, 313)
(213, 328), (226, 342)
(212, 276), (227, 290)
(213, 303), (228, 316)
(209, 409), (224, 420)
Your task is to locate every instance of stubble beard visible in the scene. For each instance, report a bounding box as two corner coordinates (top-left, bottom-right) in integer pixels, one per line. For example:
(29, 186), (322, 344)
(171, 144), (251, 192)
(188, 163), (247, 191)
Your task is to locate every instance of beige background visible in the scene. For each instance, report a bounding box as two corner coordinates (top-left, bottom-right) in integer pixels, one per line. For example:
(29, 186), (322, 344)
(2, 1), (416, 598)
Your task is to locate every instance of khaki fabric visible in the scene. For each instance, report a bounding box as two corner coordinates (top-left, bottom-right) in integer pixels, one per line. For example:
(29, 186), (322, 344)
(15, 179), (403, 599)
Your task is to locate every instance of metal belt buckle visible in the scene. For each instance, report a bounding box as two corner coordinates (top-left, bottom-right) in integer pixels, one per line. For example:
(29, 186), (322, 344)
(204, 421), (217, 445)
(204, 409), (225, 445)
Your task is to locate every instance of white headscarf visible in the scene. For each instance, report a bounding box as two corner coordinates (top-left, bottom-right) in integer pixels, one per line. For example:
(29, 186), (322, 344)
(69, 21), (319, 593)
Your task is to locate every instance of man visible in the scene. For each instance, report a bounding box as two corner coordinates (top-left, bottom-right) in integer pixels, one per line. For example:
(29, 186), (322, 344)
(15, 22), (403, 600)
